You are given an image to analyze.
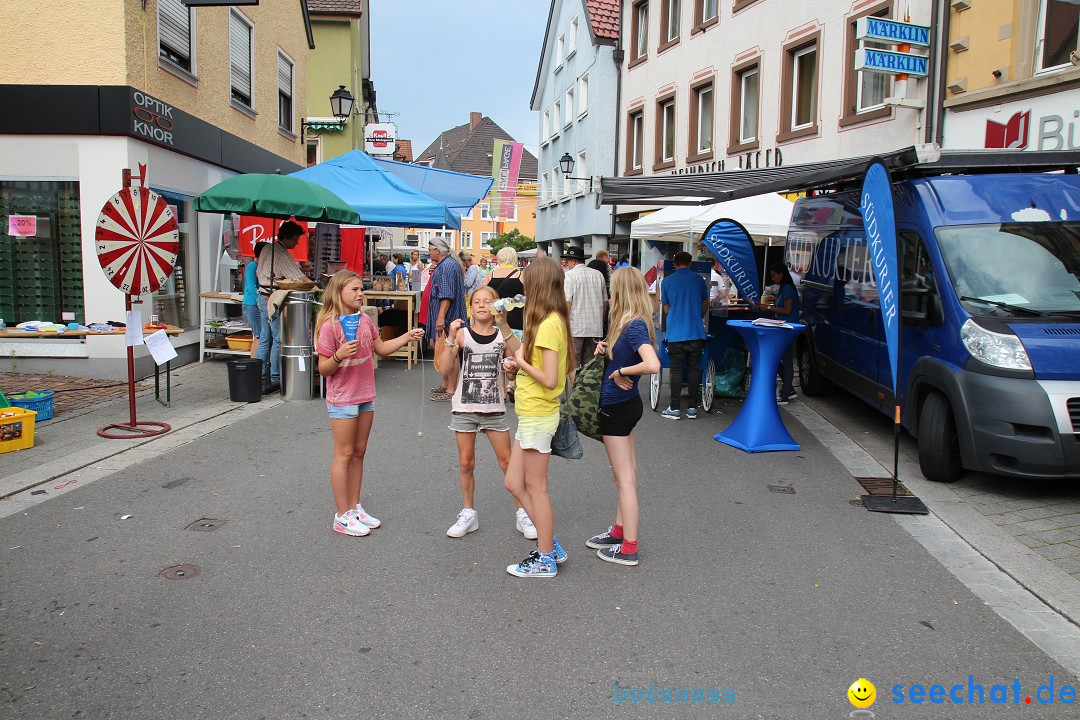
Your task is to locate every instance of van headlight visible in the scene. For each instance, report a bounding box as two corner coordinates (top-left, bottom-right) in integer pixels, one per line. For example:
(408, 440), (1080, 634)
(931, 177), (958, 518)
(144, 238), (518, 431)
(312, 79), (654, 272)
(961, 318), (1031, 370)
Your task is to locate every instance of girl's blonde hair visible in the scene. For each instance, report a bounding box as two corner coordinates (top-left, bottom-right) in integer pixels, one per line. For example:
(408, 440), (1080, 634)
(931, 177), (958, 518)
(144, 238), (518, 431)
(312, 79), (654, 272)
(604, 267), (656, 358)
(471, 284), (500, 304)
(314, 270), (363, 337)
(521, 257), (576, 373)
(496, 246), (518, 267)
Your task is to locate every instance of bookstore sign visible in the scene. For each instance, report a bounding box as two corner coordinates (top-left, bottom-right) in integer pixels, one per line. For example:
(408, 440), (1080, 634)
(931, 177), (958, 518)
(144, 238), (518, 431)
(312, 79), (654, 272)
(943, 92), (1080, 151)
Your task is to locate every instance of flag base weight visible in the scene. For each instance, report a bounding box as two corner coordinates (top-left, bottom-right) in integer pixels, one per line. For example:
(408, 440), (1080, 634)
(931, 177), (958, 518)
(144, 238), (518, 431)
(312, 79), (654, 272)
(860, 493), (929, 515)
(97, 421), (171, 439)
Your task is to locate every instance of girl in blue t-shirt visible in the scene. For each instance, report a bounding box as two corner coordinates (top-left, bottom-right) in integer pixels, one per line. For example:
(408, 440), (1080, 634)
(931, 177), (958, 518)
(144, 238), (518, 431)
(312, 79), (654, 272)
(585, 267), (660, 567)
(241, 243), (268, 358)
(758, 263), (801, 403)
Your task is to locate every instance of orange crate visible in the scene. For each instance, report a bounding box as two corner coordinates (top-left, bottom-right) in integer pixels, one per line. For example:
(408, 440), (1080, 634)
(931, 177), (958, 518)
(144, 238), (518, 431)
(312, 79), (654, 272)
(226, 333), (254, 351)
(0, 407), (36, 453)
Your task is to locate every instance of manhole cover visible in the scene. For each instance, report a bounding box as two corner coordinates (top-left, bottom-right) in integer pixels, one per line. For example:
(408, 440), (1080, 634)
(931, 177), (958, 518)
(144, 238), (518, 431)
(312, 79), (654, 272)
(160, 564), (201, 580)
(767, 485), (796, 494)
(185, 518), (228, 532)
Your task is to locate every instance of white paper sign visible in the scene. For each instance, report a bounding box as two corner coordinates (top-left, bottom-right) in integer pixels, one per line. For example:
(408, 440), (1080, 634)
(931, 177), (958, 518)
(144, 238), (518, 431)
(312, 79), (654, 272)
(144, 329), (178, 366)
(298, 355), (306, 372)
(125, 310), (143, 346)
(62, 312), (75, 321)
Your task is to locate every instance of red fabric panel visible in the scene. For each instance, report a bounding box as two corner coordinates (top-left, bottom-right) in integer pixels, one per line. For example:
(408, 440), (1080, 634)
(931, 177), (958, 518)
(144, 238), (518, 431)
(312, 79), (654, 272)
(238, 216), (309, 261)
(339, 227), (366, 273)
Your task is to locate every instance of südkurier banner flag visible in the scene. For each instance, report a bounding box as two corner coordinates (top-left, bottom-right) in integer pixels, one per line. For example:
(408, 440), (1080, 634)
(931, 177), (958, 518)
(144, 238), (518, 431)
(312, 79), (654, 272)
(860, 160), (900, 393)
(490, 139), (523, 220)
(701, 219), (761, 303)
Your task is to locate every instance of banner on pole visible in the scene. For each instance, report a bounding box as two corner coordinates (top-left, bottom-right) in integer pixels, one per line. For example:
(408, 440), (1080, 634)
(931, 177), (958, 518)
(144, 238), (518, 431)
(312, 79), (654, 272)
(700, 219), (762, 303)
(859, 160), (900, 392)
(490, 140), (523, 220)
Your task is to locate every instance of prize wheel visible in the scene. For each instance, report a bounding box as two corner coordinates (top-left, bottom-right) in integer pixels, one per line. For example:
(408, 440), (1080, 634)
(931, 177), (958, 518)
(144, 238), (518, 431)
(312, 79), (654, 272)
(95, 187), (179, 295)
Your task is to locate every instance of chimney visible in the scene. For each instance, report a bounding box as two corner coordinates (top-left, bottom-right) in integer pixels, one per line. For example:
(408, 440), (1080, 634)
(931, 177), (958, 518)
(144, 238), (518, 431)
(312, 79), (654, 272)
(470, 112), (482, 131)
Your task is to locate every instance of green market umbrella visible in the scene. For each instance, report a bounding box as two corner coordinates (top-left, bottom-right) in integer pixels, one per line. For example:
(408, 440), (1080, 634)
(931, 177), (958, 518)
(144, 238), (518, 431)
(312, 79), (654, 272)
(194, 173), (361, 224)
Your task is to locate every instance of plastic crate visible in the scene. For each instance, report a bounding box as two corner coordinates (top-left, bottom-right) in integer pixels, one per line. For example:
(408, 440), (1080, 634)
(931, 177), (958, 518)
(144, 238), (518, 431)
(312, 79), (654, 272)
(10, 390), (54, 421)
(0, 407), (36, 454)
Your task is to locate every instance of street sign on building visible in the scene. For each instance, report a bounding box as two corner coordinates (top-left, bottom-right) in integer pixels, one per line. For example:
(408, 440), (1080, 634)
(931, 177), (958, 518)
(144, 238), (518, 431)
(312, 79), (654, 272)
(854, 48), (929, 76)
(855, 17), (931, 47)
(365, 123), (397, 156)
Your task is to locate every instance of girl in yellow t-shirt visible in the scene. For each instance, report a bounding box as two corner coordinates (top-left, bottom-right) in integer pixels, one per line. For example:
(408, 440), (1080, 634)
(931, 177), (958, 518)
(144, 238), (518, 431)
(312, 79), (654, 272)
(502, 258), (575, 578)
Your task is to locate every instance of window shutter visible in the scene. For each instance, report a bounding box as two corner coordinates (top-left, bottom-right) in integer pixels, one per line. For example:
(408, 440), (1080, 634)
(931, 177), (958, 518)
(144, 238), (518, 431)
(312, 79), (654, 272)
(278, 53), (292, 98)
(230, 13), (252, 99)
(159, 0), (191, 61)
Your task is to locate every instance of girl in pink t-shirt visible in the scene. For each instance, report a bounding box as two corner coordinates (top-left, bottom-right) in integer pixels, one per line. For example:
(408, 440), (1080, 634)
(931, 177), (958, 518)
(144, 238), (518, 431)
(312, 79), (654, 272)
(316, 271), (424, 537)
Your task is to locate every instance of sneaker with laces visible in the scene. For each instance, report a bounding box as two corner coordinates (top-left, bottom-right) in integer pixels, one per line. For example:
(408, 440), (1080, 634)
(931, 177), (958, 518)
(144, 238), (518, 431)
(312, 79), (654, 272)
(333, 509), (370, 537)
(686, 407), (698, 419)
(777, 392), (796, 405)
(507, 550), (557, 578)
(515, 508), (538, 539)
(430, 391), (452, 402)
(586, 527), (621, 549)
(597, 544), (639, 566)
(661, 407), (681, 421)
(447, 509), (479, 537)
(551, 536), (567, 564)
(354, 504), (381, 528)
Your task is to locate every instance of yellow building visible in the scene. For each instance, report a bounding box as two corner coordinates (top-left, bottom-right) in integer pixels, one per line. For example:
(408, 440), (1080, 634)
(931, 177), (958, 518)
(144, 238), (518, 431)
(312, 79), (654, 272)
(941, 0), (1079, 150)
(0, 0), (314, 375)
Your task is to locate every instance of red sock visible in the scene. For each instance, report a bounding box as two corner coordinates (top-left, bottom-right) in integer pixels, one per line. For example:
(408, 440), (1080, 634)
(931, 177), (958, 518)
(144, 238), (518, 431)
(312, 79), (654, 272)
(621, 539), (638, 554)
(611, 524), (624, 540)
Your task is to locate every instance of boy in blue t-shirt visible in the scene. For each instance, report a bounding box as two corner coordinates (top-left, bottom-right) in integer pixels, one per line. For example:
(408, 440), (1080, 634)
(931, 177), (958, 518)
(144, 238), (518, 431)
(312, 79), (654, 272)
(659, 252), (709, 420)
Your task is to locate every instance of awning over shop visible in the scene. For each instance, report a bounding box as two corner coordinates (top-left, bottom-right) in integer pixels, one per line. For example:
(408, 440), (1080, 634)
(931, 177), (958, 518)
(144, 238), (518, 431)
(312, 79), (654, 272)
(372, 157), (493, 214)
(631, 193), (794, 245)
(291, 150), (463, 229)
(600, 147), (1080, 206)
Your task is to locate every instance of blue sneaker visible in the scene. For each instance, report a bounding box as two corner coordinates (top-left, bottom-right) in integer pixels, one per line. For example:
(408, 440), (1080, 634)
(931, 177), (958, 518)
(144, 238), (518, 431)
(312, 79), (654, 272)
(507, 550), (557, 578)
(686, 408), (698, 420)
(661, 407), (681, 421)
(551, 536), (568, 564)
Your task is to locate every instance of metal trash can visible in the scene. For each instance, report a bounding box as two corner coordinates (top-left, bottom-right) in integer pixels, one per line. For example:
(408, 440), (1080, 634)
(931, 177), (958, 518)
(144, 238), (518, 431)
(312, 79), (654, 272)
(279, 291), (317, 401)
(226, 358), (263, 403)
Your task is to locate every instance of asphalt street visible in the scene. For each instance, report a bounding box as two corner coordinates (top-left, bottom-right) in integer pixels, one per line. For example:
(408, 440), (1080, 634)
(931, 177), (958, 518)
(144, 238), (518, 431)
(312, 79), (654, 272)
(2, 362), (1078, 719)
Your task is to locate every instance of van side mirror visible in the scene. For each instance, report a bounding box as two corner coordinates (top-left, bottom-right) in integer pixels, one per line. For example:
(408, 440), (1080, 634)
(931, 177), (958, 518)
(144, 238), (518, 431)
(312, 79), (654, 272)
(901, 283), (943, 326)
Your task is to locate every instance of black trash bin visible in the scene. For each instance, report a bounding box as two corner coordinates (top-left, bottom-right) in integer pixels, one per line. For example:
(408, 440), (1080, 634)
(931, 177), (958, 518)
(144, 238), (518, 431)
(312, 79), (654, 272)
(227, 358), (263, 403)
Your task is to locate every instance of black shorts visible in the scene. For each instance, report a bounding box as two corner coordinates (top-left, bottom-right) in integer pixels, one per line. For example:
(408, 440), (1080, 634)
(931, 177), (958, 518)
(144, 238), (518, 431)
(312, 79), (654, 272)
(600, 395), (644, 437)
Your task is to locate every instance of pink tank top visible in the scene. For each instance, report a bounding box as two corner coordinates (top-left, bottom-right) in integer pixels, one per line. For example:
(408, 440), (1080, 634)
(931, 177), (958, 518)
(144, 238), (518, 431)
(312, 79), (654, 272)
(451, 327), (506, 414)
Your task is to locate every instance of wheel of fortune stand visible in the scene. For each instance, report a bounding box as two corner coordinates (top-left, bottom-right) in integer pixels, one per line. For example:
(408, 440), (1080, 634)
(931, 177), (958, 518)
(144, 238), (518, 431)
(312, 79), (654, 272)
(94, 186), (177, 439)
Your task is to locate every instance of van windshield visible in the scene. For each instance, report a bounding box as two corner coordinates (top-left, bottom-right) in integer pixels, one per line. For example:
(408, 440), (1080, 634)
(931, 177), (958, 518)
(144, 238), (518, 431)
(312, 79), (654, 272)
(935, 222), (1080, 317)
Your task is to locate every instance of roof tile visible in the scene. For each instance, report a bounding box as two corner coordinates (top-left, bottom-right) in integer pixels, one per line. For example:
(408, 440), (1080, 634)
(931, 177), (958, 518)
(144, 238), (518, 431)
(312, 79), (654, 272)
(416, 116), (537, 180)
(307, 0), (363, 17)
(585, 0), (619, 40)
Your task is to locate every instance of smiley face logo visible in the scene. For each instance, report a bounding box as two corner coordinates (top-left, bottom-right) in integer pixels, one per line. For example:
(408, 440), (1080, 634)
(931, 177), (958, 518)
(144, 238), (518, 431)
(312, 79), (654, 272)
(847, 678), (876, 708)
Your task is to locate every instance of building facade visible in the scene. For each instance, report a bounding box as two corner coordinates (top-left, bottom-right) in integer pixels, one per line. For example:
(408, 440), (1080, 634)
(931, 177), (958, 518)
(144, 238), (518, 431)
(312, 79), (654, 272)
(0, 0), (313, 376)
(532, 0), (621, 259)
(940, 0), (1079, 151)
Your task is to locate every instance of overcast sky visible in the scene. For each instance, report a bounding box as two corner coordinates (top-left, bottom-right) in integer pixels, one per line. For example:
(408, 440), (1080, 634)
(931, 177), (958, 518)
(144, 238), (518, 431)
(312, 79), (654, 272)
(369, 0), (549, 158)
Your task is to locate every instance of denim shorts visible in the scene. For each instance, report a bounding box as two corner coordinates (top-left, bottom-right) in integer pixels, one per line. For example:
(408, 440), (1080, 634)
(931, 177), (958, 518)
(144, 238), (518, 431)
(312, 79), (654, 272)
(449, 411), (509, 433)
(242, 304), (263, 339)
(327, 401), (375, 420)
(514, 413), (560, 454)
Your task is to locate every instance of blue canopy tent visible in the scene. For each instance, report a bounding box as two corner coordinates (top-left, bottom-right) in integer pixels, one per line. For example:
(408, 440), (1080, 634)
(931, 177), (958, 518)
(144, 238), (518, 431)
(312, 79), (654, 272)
(372, 157), (493, 215)
(290, 150), (487, 230)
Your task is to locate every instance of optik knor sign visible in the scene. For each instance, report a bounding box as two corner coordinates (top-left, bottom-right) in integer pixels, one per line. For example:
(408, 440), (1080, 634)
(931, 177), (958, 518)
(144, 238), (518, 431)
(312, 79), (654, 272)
(131, 91), (175, 146)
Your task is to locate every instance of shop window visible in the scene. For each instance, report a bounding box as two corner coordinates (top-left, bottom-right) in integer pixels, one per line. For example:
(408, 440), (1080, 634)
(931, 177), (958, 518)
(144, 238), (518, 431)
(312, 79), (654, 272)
(1036, 0), (1080, 73)
(626, 108), (645, 174)
(158, 0), (194, 75)
(660, 0), (681, 49)
(654, 93), (676, 170)
(0, 181), (84, 326)
(778, 32), (820, 142)
(689, 78), (714, 161)
(631, 1), (649, 66)
(229, 10), (254, 110)
(841, 2), (892, 128)
(729, 60), (759, 152)
(278, 51), (294, 134)
(150, 189), (199, 330)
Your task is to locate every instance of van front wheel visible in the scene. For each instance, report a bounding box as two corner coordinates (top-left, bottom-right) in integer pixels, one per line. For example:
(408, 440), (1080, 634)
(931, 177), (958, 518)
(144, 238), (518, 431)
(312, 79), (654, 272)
(798, 342), (830, 396)
(918, 391), (964, 482)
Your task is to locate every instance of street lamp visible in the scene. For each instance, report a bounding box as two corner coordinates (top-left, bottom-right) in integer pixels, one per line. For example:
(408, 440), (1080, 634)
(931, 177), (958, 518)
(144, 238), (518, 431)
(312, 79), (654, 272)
(558, 152), (592, 192)
(301, 85), (356, 142)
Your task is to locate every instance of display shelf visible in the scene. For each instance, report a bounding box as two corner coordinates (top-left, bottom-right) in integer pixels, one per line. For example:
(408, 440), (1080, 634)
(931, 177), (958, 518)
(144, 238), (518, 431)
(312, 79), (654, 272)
(199, 293), (253, 361)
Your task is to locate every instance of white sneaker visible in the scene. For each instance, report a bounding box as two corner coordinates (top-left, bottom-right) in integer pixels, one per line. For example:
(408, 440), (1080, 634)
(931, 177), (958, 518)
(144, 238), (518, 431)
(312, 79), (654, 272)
(516, 508), (538, 540)
(447, 509), (479, 538)
(333, 510), (370, 537)
(354, 504), (381, 528)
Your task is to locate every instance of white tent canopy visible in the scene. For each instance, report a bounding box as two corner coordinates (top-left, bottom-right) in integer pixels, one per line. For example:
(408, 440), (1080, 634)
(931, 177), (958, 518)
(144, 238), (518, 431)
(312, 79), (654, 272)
(630, 193), (794, 246)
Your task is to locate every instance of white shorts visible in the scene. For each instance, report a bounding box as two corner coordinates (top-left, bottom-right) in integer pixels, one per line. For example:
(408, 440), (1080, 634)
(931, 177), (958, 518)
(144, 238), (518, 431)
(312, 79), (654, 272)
(514, 413), (560, 454)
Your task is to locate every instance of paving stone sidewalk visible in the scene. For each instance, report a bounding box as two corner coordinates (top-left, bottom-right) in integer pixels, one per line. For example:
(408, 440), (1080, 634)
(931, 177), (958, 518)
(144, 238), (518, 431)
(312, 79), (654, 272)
(0, 372), (151, 417)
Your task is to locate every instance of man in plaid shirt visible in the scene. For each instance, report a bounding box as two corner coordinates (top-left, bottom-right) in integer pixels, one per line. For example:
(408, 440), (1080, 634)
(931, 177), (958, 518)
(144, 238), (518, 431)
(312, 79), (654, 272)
(255, 221), (308, 385)
(562, 246), (608, 367)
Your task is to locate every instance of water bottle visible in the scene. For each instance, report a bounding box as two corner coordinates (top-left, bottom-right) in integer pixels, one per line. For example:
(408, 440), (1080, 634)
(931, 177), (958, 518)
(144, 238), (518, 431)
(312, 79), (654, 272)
(493, 294), (526, 313)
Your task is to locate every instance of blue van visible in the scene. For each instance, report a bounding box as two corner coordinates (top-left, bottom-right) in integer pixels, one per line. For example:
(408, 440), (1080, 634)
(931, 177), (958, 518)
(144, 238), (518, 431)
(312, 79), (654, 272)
(786, 173), (1080, 481)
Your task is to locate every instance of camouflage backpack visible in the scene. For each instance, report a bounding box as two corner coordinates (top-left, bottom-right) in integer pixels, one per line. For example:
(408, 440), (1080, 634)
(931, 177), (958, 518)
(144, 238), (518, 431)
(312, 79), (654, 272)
(567, 356), (604, 442)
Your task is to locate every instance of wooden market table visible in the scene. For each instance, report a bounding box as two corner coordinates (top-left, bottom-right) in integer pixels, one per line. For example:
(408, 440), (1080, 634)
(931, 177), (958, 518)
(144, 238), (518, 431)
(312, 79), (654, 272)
(363, 290), (419, 369)
(0, 325), (183, 406)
